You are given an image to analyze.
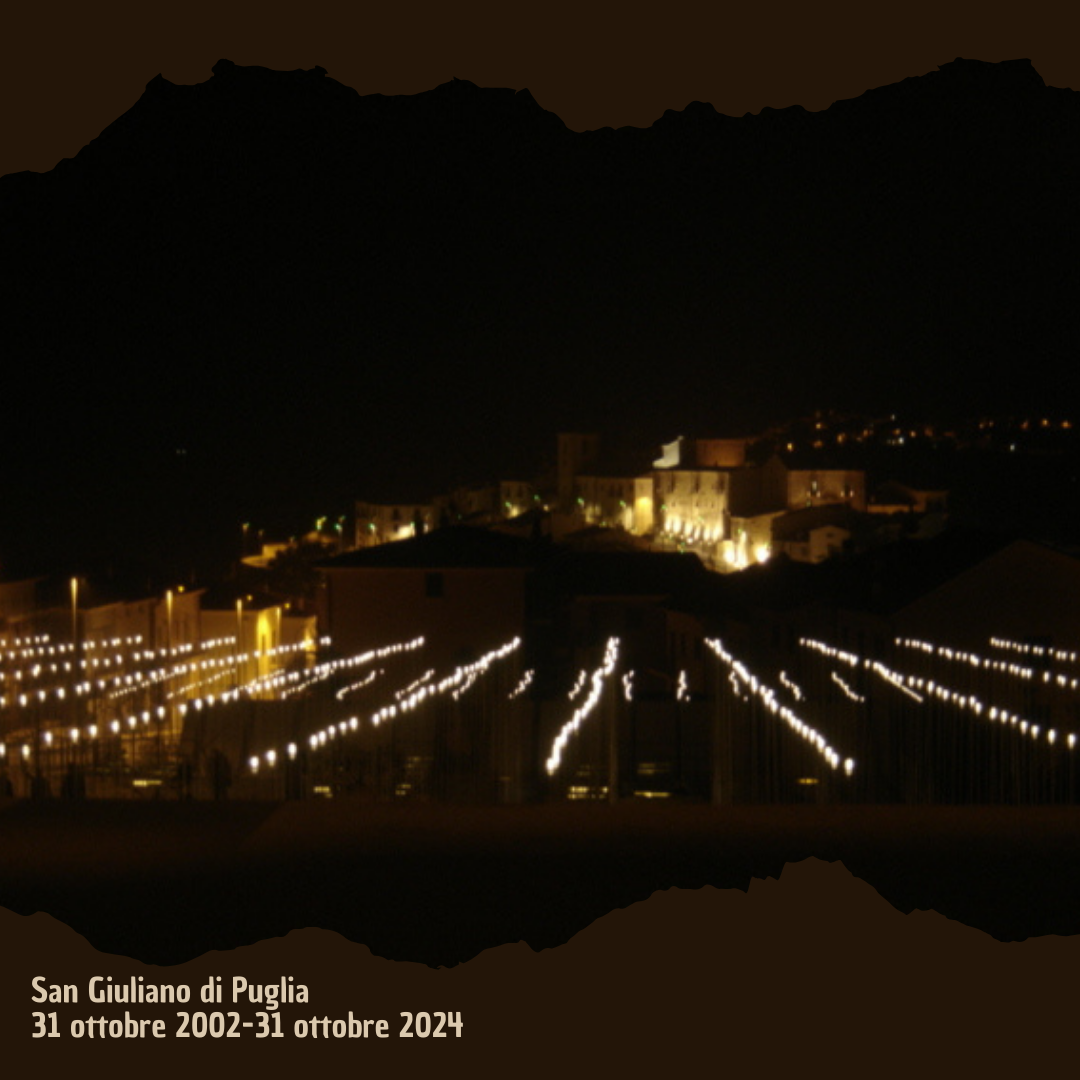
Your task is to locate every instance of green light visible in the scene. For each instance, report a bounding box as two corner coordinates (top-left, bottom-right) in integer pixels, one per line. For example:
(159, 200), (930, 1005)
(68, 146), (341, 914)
(577, 497), (584, 506)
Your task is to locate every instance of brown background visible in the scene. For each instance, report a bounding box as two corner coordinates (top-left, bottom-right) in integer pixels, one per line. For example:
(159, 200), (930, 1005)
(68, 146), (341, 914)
(3, 0), (1079, 1071)
(4, 858), (1077, 1074)
(2, 0), (1078, 177)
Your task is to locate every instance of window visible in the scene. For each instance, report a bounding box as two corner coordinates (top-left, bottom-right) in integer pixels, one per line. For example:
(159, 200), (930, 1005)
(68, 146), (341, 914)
(425, 572), (444, 598)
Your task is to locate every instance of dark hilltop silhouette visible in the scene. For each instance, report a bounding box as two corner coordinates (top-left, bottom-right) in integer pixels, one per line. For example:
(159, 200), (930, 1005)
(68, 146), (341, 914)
(1, 57), (1077, 574)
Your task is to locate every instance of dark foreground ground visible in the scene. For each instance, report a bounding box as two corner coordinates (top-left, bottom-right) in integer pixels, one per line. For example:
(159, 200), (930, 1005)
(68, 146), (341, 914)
(1, 797), (1077, 966)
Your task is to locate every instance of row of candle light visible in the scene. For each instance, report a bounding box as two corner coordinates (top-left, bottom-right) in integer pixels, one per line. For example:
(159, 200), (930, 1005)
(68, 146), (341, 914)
(118, 639), (320, 703)
(896, 636), (1080, 690)
(801, 637), (925, 702)
(830, 671), (866, 703)
(250, 638), (525, 771)
(707, 638), (854, 776)
(0, 638), (320, 709)
(335, 669), (385, 701)
(508, 670), (535, 700)
(778, 671), (805, 702)
(257, 638), (421, 701)
(546, 638), (621, 775)
(800, 636), (1074, 748)
(989, 636), (1080, 665)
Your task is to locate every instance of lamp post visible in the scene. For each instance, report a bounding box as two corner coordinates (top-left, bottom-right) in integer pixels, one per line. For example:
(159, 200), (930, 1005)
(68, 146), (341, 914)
(69, 577), (78, 651)
(69, 577), (80, 773)
(235, 598), (244, 690)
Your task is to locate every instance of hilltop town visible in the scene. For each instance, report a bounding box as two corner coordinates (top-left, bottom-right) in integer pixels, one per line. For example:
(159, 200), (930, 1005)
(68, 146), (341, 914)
(355, 413), (1076, 568)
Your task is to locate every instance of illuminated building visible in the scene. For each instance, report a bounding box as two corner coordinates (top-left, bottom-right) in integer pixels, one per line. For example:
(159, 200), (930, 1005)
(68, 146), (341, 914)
(241, 542), (293, 569)
(433, 480), (536, 526)
(751, 452), (867, 514)
(200, 589), (317, 687)
(354, 502), (435, 547)
(693, 438), (749, 468)
(556, 432), (601, 512)
(571, 474), (653, 535)
(868, 481), (950, 515)
(0, 577), (47, 638)
(769, 505), (855, 564)
(356, 483), (536, 550)
(317, 527), (537, 675)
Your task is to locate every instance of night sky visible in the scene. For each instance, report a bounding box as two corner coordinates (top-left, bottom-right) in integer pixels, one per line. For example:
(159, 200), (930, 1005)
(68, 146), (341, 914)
(1, 1), (1078, 580)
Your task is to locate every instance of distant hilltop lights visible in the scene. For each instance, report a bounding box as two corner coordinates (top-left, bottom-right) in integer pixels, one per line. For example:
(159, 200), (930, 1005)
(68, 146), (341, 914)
(339, 413), (1077, 579)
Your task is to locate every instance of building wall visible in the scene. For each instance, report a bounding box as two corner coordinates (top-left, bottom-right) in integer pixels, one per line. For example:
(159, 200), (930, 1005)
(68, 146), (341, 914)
(899, 486), (949, 513)
(653, 469), (730, 544)
(728, 460), (782, 516)
(695, 438), (748, 468)
(774, 526), (851, 564)
(0, 579), (44, 635)
(722, 512), (784, 570)
(200, 606), (285, 687)
(633, 476), (655, 535)
(82, 598), (157, 647)
(786, 468), (867, 512)
(355, 503), (434, 547)
(574, 475), (638, 532)
(435, 481), (536, 524)
(498, 480), (535, 518)
(894, 542), (1080, 654)
(78, 589), (204, 652)
(153, 590), (203, 653)
(322, 567), (530, 672)
(557, 433), (600, 512)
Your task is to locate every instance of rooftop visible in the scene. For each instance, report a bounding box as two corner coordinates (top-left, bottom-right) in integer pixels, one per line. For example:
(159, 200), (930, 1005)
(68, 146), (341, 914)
(318, 526), (542, 569)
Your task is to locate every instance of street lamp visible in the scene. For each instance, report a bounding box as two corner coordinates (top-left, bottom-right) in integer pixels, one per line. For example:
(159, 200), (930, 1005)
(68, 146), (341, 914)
(70, 577), (78, 649)
(235, 598), (244, 689)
